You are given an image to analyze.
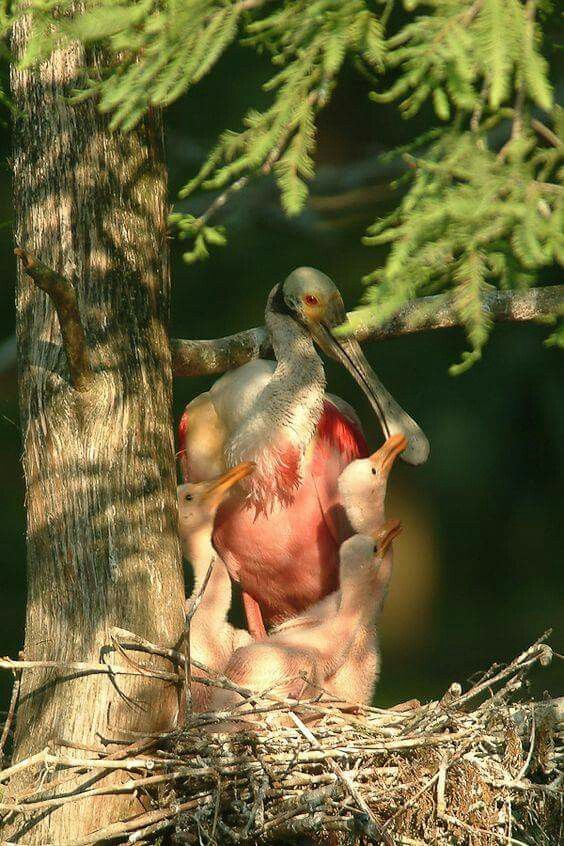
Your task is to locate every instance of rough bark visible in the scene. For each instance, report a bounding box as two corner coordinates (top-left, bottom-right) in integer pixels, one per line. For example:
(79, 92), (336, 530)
(7, 18), (185, 843)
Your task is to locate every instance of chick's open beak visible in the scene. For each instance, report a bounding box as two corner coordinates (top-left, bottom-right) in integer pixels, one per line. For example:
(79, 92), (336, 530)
(200, 462), (256, 506)
(372, 518), (402, 557)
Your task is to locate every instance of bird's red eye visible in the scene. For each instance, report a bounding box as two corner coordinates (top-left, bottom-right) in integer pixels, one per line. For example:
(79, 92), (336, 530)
(304, 294), (319, 306)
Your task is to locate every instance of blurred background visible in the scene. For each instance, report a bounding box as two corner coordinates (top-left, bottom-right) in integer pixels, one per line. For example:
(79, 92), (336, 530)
(0, 44), (562, 712)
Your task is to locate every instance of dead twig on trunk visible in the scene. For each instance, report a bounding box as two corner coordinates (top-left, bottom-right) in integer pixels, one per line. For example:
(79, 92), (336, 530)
(14, 248), (93, 391)
(0, 669), (21, 765)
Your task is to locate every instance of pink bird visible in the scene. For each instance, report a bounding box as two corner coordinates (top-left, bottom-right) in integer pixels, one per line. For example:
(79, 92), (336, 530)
(212, 520), (401, 720)
(179, 268), (429, 638)
(273, 434), (407, 706)
(178, 462), (255, 712)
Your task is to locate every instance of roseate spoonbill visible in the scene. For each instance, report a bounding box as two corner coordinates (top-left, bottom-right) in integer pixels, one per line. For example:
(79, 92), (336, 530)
(178, 461), (255, 711)
(212, 520), (401, 720)
(274, 434), (407, 704)
(179, 267), (429, 637)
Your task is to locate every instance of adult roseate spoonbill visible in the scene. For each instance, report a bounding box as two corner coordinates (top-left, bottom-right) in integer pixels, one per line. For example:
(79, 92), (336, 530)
(178, 462), (255, 711)
(212, 520), (401, 719)
(179, 267), (428, 636)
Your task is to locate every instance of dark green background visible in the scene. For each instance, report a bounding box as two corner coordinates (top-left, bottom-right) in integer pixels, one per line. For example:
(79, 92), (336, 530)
(1, 46), (562, 714)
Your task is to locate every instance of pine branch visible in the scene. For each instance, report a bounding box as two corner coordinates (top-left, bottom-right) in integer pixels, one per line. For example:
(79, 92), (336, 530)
(172, 283), (563, 377)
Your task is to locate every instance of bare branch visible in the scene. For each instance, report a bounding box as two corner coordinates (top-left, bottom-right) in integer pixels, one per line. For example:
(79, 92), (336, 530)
(0, 656), (180, 683)
(171, 327), (270, 378)
(14, 247), (93, 391)
(0, 669), (21, 764)
(172, 284), (564, 378)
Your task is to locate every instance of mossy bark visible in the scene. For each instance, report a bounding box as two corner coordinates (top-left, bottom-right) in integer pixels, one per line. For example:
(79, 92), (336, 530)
(7, 18), (185, 843)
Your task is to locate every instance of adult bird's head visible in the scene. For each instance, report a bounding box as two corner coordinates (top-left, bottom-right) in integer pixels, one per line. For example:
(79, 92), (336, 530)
(268, 267), (430, 466)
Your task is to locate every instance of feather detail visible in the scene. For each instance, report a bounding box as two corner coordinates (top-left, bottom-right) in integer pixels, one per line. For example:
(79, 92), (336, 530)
(316, 399), (369, 464)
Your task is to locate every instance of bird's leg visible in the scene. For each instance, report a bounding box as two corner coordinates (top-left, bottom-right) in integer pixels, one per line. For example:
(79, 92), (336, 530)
(242, 592), (268, 640)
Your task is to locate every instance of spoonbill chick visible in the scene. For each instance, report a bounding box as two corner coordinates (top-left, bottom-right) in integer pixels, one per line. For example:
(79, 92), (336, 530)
(338, 433), (407, 534)
(212, 520), (400, 722)
(178, 461), (255, 711)
(273, 434), (407, 706)
(278, 433), (407, 629)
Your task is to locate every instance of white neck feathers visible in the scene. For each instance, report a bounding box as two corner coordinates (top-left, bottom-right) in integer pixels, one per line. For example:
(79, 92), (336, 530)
(226, 313), (325, 506)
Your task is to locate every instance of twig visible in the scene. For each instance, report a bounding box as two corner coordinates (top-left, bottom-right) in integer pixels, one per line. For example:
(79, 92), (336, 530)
(0, 669), (21, 763)
(184, 561), (215, 724)
(440, 813), (530, 845)
(0, 656), (180, 683)
(14, 247), (93, 391)
(289, 712), (393, 846)
(70, 795), (213, 846)
(0, 769), (211, 814)
(384, 726), (485, 835)
(110, 627), (185, 667)
(531, 118), (562, 149)
(436, 753), (447, 817)
(0, 750), (158, 785)
(452, 635), (551, 710)
(516, 714), (536, 780)
(263, 783), (341, 833)
(2, 736), (159, 818)
(171, 285), (564, 377)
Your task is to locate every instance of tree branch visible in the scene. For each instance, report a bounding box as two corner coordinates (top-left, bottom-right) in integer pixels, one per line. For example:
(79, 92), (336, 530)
(172, 284), (563, 377)
(14, 247), (93, 391)
(9, 250), (561, 381)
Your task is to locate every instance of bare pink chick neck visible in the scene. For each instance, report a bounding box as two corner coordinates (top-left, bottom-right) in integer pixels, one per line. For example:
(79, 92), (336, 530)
(338, 520), (401, 627)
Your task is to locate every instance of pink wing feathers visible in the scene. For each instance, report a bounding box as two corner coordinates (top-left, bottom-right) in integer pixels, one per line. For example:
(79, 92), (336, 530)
(311, 398), (369, 546)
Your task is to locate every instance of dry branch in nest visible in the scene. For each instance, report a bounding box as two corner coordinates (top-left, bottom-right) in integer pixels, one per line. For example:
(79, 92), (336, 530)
(0, 635), (562, 845)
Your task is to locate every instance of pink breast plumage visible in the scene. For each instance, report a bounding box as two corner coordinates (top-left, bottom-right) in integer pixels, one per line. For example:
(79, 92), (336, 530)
(209, 399), (369, 624)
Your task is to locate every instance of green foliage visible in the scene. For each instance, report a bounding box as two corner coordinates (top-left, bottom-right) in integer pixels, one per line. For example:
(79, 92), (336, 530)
(168, 213), (227, 264)
(4, 0), (563, 371)
(360, 121), (563, 371)
(370, 0), (553, 116)
(178, 1), (384, 217)
(359, 0), (561, 369)
(14, 0), (246, 130)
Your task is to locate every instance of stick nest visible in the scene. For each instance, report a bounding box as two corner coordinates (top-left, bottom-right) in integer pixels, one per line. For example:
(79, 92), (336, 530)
(166, 637), (562, 846)
(1, 637), (562, 845)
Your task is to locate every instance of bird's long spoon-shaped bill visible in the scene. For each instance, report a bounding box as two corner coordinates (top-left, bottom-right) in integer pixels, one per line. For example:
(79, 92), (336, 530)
(370, 433), (408, 473)
(200, 461), (256, 506)
(373, 518), (402, 557)
(309, 321), (430, 467)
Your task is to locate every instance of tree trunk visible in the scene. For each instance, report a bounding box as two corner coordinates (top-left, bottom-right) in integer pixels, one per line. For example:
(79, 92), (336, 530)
(6, 17), (185, 843)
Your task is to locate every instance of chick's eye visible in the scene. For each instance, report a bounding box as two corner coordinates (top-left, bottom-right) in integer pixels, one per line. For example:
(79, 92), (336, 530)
(373, 543), (379, 554)
(184, 493), (193, 502)
(371, 467), (377, 475)
(304, 294), (319, 306)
